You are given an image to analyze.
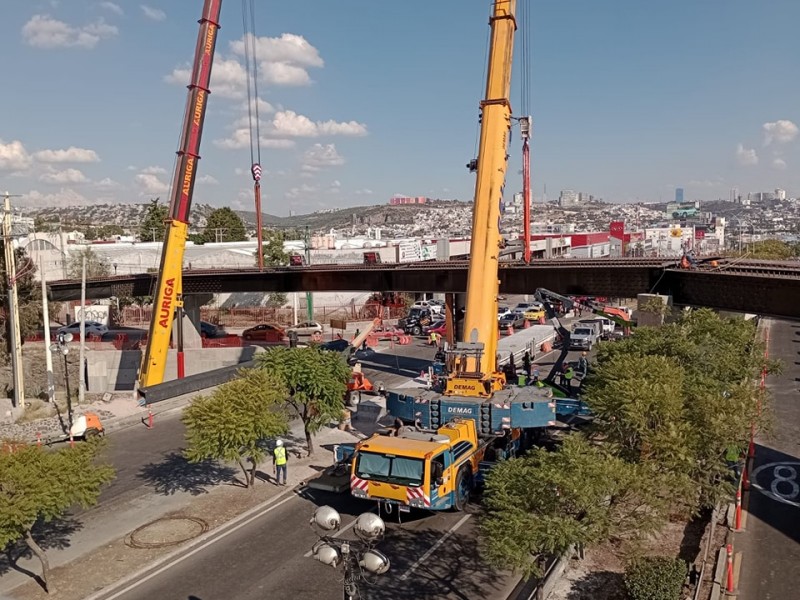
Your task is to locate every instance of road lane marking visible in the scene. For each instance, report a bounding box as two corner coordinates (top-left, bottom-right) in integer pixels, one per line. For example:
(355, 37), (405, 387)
(87, 487), (302, 600)
(399, 514), (472, 581)
(751, 461), (800, 507)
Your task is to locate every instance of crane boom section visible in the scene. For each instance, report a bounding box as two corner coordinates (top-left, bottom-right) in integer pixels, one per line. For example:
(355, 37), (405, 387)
(461, 0), (516, 375)
(138, 0), (222, 389)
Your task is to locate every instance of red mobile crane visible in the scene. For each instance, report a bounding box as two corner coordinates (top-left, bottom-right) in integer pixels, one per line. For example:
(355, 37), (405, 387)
(138, 0), (222, 391)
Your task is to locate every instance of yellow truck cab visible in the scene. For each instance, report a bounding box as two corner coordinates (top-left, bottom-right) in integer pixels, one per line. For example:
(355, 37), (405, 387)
(350, 419), (488, 512)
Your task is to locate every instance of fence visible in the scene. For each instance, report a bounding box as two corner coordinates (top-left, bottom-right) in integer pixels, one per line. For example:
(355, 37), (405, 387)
(119, 303), (406, 328)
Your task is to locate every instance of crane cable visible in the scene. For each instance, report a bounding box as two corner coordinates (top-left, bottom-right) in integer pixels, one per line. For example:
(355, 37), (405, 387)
(241, 0), (262, 179)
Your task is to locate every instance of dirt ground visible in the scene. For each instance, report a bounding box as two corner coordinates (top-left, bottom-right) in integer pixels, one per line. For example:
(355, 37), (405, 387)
(547, 511), (712, 600)
(6, 474), (292, 600)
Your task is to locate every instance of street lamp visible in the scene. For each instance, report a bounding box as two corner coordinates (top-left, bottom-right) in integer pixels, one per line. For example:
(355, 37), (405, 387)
(50, 332), (73, 427)
(309, 506), (390, 600)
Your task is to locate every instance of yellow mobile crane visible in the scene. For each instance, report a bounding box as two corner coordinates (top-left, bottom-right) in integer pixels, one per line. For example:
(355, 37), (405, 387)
(138, 0), (221, 392)
(346, 1), (589, 514)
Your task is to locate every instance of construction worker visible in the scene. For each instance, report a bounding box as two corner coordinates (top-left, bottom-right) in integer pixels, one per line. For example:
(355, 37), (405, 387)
(429, 330), (440, 347)
(578, 352), (589, 377)
(530, 373), (544, 388)
(522, 351), (532, 380)
(561, 365), (575, 389)
(273, 439), (288, 486)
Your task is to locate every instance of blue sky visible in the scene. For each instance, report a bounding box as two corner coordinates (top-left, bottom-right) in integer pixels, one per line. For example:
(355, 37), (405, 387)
(0, 0), (798, 216)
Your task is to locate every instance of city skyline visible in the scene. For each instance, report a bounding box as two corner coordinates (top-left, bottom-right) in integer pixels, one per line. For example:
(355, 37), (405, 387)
(0, 1), (798, 215)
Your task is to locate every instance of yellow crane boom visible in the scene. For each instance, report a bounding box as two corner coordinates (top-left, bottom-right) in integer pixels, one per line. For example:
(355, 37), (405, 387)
(445, 0), (517, 397)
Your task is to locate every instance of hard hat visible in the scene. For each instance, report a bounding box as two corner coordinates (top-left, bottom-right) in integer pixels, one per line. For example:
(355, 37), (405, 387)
(582, 352), (587, 356)
(275, 439), (284, 447)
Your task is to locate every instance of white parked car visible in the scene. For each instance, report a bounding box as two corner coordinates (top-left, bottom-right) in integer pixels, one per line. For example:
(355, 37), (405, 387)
(497, 306), (512, 320)
(285, 321), (324, 336)
(57, 321), (109, 337)
(412, 300), (443, 314)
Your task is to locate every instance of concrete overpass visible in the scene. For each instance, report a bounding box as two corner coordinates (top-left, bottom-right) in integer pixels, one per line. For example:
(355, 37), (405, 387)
(47, 258), (800, 319)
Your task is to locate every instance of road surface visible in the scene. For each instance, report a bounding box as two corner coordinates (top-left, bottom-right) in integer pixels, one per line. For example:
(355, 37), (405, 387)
(736, 318), (800, 598)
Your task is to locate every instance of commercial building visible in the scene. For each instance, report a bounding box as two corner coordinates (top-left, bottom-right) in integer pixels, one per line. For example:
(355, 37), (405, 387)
(675, 188), (684, 203)
(388, 196), (429, 206)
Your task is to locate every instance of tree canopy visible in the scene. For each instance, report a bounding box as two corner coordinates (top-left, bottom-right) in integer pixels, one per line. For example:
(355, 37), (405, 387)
(201, 207), (247, 243)
(0, 440), (114, 592)
(138, 198), (168, 242)
(0, 245), (47, 363)
(480, 309), (773, 572)
(259, 229), (290, 267)
(67, 247), (112, 279)
(741, 239), (799, 260)
(183, 369), (289, 488)
(255, 346), (350, 456)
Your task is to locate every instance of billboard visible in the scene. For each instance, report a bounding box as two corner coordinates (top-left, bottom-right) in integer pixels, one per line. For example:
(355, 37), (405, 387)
(609, 221), (625, 240)
(397, 241), (422, 263)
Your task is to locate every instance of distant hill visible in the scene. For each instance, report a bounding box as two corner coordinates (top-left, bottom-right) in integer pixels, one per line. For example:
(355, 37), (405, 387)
(235, 199), (472, 231)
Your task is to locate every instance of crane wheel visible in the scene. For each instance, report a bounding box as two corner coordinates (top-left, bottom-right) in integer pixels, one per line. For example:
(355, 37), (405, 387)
(84, 428), (101, 439)
(453, 467), (472, 512)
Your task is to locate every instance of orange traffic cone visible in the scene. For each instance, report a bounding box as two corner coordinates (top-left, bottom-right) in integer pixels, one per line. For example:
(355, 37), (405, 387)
(524, 319), (530, 329)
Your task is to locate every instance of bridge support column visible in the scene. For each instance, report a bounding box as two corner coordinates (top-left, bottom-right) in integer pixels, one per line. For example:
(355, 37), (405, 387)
(174, 293), (212, 350)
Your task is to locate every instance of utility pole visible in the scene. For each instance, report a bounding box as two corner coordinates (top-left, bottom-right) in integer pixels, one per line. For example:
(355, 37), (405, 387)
(3, 192), (25, 408)
(79, 256), (86, 404)
(39, 250), (55, 403)
(304, 226), (313, 321)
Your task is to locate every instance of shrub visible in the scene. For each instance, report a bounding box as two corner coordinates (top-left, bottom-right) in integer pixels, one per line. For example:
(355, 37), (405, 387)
(624, 556), (686, 600)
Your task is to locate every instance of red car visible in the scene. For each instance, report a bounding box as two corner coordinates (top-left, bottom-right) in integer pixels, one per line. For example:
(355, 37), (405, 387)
(241, 323), (286, 343)
(423, 321), (446, 336)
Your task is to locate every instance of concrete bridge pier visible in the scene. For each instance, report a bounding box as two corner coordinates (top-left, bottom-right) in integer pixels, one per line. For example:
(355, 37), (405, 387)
(174, 293), (213, 350)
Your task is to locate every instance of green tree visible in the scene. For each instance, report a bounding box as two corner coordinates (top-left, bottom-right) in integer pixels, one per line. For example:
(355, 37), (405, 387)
(183, 369), (289, 488)
(67, 247), (112, 279)
(201, 207), (247, 243)
(255, 346), (350, 457)
(138, 198), (168, 242)
(0, 245), (48, 362)
(481, 435), (668, 577)
(744, 239), (796, 260)
(587, 309), (772, 507)
(259, 229), (289, 267)
(0, 440), (114, 593)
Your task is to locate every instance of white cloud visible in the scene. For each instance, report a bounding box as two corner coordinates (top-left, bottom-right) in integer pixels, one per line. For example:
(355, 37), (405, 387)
(271, 110), (367, 138)
(33, 146), (100, 163)
(213, 128), (295, 150)
(197, 174), (219, 185)
(140, 165), (166, 175)
(285, 183), (319, 199)
(100, 2), (123, 16)
(22, 14), (118, 49)
(230, 33), (323, 87)
(95, 177), (119, 188)
(300, 144), (345, 175)
(165, 58), (247, 99)
(0, 140), (33, 171)
(40, 168), (88, 184)
(135, 173), (168, 194)
(140, 5), (166, 21)
(772, 158), (787, 170)
(22, 188), (91, 207)
(735, 143), (758, 167)
(763, 120), (798, 145)
(354, 188), (373, 195)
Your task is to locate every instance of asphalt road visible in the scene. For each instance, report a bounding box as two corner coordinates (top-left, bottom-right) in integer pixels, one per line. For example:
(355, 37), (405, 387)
(736, 318), (800, 598)
(92, 486), (517, 600)
(79, 332), (585, 600)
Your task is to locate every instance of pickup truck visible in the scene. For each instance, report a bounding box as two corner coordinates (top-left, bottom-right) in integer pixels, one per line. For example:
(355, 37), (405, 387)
(570, 324), (598, 351)
(579, 317), (614, 338)
(398, 307), (434, 336)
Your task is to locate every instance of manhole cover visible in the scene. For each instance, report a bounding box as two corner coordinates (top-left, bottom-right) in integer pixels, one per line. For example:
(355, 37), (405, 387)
(126, 516), (209, 549)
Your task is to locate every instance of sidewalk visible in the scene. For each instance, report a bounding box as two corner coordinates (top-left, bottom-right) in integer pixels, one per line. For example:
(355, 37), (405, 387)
(0, 412), (366, 597)
(735, 318), (800, 598)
